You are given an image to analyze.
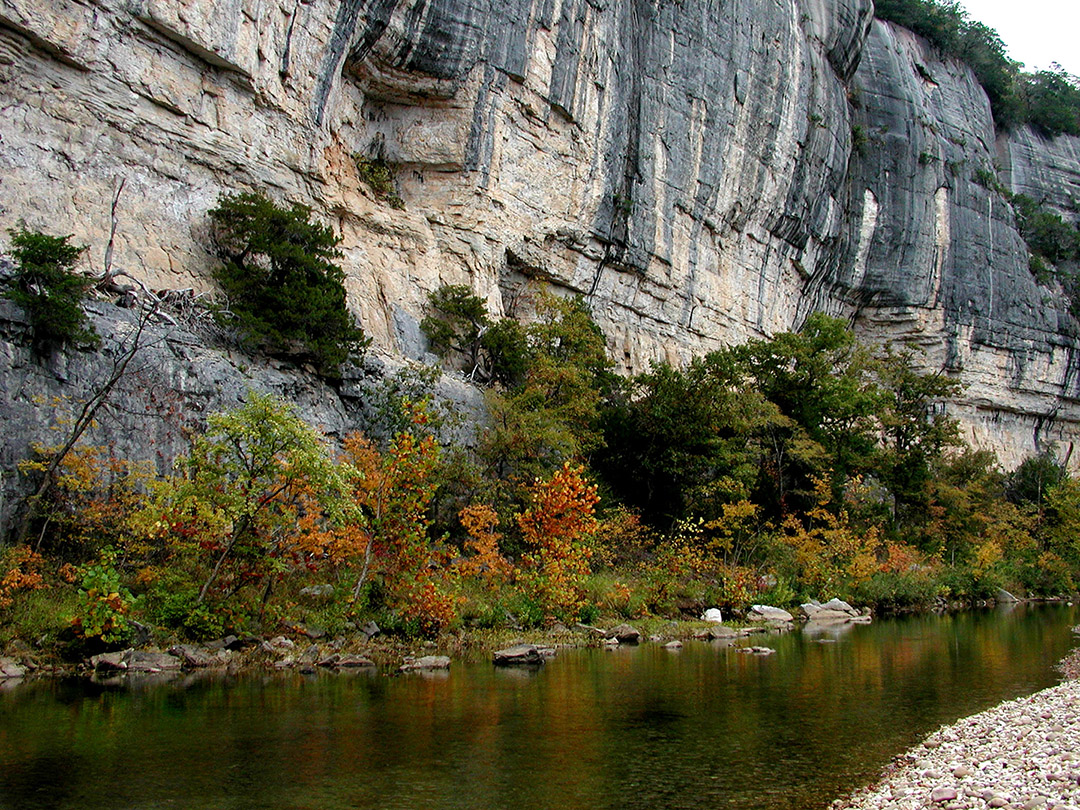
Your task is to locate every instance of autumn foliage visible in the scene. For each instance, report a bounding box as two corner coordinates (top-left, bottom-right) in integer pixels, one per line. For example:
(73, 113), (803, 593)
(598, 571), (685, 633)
(516, 463), (600, 620)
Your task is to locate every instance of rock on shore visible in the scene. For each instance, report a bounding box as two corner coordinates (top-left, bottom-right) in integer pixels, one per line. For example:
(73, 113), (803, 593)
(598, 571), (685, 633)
(833, 680), (1080, 810)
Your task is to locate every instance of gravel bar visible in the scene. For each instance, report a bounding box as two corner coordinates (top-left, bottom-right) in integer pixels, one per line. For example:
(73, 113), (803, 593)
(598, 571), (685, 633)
(832, 679), (1080, 810)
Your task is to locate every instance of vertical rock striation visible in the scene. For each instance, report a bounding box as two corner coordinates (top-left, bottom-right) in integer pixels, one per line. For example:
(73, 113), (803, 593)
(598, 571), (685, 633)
(0, 0), (1078, 469)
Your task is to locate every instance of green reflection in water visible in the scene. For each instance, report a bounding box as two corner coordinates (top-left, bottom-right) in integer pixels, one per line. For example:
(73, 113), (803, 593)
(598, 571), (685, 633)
(0, 604), (1076, 810)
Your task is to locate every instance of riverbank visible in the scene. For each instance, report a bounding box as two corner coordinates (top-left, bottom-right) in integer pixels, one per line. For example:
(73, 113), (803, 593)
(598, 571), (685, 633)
(0, 615), (742, 679)
(0, 601), (870, 679)
(833, 630), (1080, 810)
(0, 599), (1066, 681)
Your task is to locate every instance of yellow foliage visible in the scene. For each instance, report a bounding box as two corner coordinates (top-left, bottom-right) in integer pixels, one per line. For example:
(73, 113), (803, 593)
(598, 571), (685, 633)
(779, 476), (881, 593)
(972, 539), (1003, 576)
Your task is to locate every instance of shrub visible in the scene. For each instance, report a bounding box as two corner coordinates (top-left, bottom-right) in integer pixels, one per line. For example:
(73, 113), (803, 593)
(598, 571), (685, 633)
(1021, 68), (1080, 137)
(71, 547), (134, 645)
(209, 192), (368, 376)
(17, 444), (154, 564)
(421, 284), (493, 378)
(516, 463), (600, 621)
(354, 156), (404, 209)
(849, 570), (939, 611)
(0, 546), (47, 610)
(153, 392), (352, 617)
(4, 227), (97, 353)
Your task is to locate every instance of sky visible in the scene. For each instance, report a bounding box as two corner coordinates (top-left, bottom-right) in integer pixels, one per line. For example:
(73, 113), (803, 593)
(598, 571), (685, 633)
(957, 0), (1080, 76)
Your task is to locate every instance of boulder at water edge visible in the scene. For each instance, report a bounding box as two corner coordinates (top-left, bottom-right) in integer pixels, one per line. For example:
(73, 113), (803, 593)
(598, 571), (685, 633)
(0, 657), (25, 678)
(747, 605), (794, 623)
(493, 644), (545, 666)
(400, 655), (451, 672)
(702, 608), (723, 623)
(607, 624), (642, 644)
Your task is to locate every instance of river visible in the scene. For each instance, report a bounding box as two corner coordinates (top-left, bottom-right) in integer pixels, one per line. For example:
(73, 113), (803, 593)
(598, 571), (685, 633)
(0, 604), (1076, 810)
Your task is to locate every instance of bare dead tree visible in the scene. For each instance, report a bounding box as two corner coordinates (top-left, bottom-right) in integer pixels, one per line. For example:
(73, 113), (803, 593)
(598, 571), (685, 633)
(16, 291), (165, 548)
(100, 177), (126, 289)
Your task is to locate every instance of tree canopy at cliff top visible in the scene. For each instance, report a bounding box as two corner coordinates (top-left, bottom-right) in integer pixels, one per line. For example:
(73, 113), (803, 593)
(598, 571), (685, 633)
(874, 0), (1080, 136)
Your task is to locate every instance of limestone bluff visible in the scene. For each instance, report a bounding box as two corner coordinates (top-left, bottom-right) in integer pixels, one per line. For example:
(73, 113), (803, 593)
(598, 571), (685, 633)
(0, 0), (1078, 469)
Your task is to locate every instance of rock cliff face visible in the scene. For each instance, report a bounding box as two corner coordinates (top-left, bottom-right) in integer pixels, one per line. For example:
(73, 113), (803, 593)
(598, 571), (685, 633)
(1, 0), (1079, 474)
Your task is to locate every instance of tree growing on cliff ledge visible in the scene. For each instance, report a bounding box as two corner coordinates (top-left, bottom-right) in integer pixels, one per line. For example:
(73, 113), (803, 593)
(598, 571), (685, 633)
(208, 192), (368, 376)
(4, 227), (98, 354)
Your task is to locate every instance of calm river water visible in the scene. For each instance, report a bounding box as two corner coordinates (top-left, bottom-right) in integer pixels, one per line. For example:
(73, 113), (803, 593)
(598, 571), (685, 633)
(1, 604), (1077, 810)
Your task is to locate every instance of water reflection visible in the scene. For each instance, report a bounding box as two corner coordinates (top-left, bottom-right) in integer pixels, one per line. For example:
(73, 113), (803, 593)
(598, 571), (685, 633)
(0, 604), (1076, 810)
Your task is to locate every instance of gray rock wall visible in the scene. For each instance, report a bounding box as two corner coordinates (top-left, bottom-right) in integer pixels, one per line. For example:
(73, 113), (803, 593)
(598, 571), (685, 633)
(0, 298), (484, 537)
(1, 0), (1079, 474)
(840, 22), (1080, 464)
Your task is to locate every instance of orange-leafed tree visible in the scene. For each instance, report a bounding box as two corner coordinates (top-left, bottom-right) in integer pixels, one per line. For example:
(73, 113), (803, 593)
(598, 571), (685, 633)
(336, 417), (454, 633)
(456, 503), (511, 584)
(516, 462), (600, 621)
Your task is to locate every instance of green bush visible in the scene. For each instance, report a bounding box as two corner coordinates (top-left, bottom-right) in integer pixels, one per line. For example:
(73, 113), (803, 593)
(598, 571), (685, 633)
(1021, 69), (1080, 137)
(71, 548), (134, 645)
(936, 564), (1002, 602)
(354, 156), (405, 209)
(1012, 194), (1080, 265)
(209, 192), (369, 376)
(4, 227), (97, 353)
(849, 571), (939, 611)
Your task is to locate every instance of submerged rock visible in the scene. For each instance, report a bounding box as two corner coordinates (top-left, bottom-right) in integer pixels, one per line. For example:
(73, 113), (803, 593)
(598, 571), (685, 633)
(694, 625), (739, 641)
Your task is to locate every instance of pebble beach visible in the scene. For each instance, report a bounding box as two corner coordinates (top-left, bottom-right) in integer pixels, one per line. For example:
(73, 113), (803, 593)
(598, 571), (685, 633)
(833, 643), (1080, 810)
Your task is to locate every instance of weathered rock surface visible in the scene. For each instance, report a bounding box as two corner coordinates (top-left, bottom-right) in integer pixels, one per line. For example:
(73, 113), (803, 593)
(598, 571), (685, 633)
(493, 644), (545, 666)
(169, 644), (219, 669)
(748, 605), (795, 623)
(318, 653), (375, 669)
(0, 0), (1079, 484)
(91, 649), (182, 672)
(0, 657), (26, 678)
(0, 298), (484, 535)
(694, 625), (740, 641)
(400, 655), (451, 672)
(802, 598), (871, 626)
(606, 623), (642, 644)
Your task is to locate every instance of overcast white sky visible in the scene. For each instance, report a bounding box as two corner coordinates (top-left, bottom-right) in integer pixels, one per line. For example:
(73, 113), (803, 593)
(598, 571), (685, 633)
(957, 0), (1080, 76)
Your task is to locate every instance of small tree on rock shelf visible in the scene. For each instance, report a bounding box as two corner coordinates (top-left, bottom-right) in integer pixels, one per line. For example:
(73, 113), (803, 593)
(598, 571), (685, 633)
(209, 192), (368, 377)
